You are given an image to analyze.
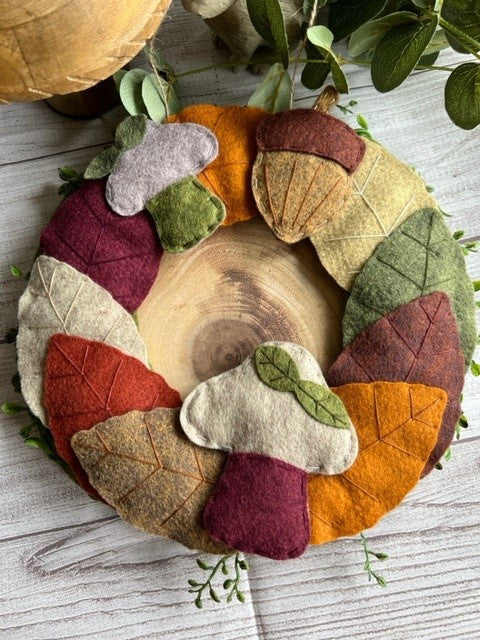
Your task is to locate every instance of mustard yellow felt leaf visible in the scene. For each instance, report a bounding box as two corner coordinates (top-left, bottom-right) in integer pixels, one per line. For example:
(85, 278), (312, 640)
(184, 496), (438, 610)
(310, 138), (437, 290)
(308, 381), (447, 544)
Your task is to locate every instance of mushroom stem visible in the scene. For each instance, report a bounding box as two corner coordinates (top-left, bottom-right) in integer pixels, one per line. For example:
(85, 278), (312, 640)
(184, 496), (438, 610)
(313, 85), (339, 113)
(203, 452), (310, 560)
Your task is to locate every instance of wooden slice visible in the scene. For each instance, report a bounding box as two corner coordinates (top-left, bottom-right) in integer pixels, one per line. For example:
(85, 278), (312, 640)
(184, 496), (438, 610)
(137, 218), (347, 398)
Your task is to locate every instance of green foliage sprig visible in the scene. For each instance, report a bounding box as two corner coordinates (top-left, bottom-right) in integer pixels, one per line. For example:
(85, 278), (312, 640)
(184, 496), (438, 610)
(188, 553), (249, 607)
(360, 533), (388, 587)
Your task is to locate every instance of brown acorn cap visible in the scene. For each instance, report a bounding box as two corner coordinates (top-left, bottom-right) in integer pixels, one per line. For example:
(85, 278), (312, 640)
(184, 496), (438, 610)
(256, 109), (366, 174)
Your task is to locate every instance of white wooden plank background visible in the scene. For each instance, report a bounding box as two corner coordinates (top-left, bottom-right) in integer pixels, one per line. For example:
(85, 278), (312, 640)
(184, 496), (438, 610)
(1, 2), (479, 638)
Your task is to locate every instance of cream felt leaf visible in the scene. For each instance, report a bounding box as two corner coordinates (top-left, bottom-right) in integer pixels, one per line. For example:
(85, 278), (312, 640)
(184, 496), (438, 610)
(71, 407), (228, 554)
(311, 137), (437, 290)
(17, 256), (148, 424)
(181, 341), (358, 474)
(342, 208), (477, 365)
(308, 381), (448, 545)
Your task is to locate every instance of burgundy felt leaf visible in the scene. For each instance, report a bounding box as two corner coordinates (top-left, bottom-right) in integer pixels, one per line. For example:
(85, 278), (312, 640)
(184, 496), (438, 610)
(327, 292), (465, 475)
(44, 334), (181, 495)
(40, 179), (162, 313)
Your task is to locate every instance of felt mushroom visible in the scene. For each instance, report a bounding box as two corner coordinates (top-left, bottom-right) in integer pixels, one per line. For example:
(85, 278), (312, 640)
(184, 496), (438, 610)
(84, 115), (226, 253)
(251, 88), (366, 243)
(180, 341), (358, 560)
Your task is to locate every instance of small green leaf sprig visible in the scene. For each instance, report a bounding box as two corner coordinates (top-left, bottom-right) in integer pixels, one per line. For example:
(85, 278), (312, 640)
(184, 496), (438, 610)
(188, 553), (249, 608)
(58, 166), (84, 199)
(360, 533), (388, 587)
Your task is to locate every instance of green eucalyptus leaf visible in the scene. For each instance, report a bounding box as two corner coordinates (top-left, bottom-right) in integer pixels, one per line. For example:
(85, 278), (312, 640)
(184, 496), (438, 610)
(348, 11), (418, 58)
(328, 0), (386, 41)
(113, 69), (127, 92)
(246, 0), (289, 68)
(247, 63), (292, 112)
(254, 345), (300, 391)
(442, 0), (480, 53)
(417, 50), (440, 66)
(445, 62), (480, 129)
(142, 73), (181, 121)
(84, 146), (121, 179)
(307, 25), (348, 93)
(301, 40), (330, 90)
(115, 115), (147, 149)
(423, 28), (450, 55)
(119, 68), (149, 116)
(371, 16), (438, 92)
(294, 381), (351, 428)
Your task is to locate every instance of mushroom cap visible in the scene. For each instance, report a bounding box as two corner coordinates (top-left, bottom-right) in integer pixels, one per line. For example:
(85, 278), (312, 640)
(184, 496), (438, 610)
(180, 341), (358, 474)
(256, 110), (366, 174)
(106, 121), (219, 216)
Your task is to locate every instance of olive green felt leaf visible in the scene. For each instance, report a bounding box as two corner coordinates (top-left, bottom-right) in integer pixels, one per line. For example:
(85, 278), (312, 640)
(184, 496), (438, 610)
(445, 63), (480, 130)
(254, 345), (351, 428)
(84, 146), (121, 180)
(246, 0), (289, 68)
(146, 176), (226, 253)
(328, 0), (386, 42)
(343, 208), (477, 366)
(115, 115), (148, 149)
(248, 63), (293, 112)
(371, 16), (438, 92)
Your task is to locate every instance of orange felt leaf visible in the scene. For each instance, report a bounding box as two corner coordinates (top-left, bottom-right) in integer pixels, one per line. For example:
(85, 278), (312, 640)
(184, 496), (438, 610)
(308, 381), (447, 544)
(167, 104), (266, 226)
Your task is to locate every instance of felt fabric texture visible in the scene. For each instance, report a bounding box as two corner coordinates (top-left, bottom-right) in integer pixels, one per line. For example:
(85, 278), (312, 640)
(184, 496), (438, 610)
(105, 120), (219, 216)
(308, 381), (448, 545)
(251, 150), (351, 243)
(256, 110), (366, 174)
(311, 137), (438, 290)
(17, 256), (148, 425)
(167, 104), (266, 226)
(146, 176), (226, 253)
(40, 179), (162, 312)
(44, 334), (181, 495)
(327, 292), (465, 476)
(180, 342), (358, 474)
(342, 208), (477, 366)
(71, 407), (228, 554)
(204, 451), (309, 560)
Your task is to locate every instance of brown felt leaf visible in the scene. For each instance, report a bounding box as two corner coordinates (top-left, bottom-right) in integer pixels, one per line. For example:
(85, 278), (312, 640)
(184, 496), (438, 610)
(327, 292), (465, 476)
(311, 137), (437, 290)
(308, 381), (447, 545)
(71, 407), (228, 553)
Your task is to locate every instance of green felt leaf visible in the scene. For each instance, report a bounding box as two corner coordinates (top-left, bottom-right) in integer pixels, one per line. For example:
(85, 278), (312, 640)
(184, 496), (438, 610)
(328, 0), (386, 42)
(442, 0), (480, 53)
(246, 0), (289, 67)
(254, 344), (301, 392)
(141, 74), (181, 122)
(119, 69), (149, 116)
(294, 380), (351, 428)
(114, 115), (147, 150)
(445, 63), (480, 130)
(307, 26), (348, 93)
(348, 11), (418, 58)
(248, 63), (292, 112)
(371, 16), (438, 92)
(301, 40), (331, 90)
(343, 207), (477, 366)
(146, 176), (225, 253)
(84, 146), (121, 179)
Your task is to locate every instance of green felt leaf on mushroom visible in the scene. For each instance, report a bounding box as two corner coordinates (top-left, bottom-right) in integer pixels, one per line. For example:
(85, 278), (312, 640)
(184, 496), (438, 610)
(294, 380), (351, 428)
(115, 114), (148, 149)
(254, 344), (301, 391)
(84, 146), (121, 180)
(248, 63), (293, 112)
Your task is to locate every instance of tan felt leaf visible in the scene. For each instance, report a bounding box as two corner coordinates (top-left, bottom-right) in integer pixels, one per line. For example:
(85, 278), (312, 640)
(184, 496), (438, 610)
(252, 151), (351, 244)
(17, 256), (148, 424)
(71, 407), (228, 554)
(311, 138), (437, 290)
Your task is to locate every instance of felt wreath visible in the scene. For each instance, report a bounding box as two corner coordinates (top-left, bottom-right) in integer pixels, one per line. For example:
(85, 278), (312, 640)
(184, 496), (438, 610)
(16, 93), (476, 562)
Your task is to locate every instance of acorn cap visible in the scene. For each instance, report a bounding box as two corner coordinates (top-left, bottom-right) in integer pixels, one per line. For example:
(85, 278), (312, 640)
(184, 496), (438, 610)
(256, 109), (366, 174)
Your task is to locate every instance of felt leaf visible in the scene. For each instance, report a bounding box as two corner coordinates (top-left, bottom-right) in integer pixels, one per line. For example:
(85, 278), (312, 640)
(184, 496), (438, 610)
(328, 292), (465, 475)
(306, 26), (348, 93)
(71, 407), (227, 553)
(371, 16), (438, 92)
(445, 63), (480, 130)
(167, 104), (266, 226)
(342, 208), (477, 365)
(181, 342), (358, 473)
(119, 69), (149, 116)
(348, 11), (418, 58)
(17, 256), (148, 424)
(254, 344), (301, 391)
(146, 176), (226, 253)
(246, 0), (289, 67)
(328, 0), (386, 41)
(44, 335), (181, 495)
(247, 63), (293, 112)
(311, 137), (438, 290)
(40, 179), (162, 313)
(84, 146), (121, 180)
(294, 380), (351, 428)
(105, 121), (219, 216)
(114, 115), (148, 150)
(308, 381), (448, 544)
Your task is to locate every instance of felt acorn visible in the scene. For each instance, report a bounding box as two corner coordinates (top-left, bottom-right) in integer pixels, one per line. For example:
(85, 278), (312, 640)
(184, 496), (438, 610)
(84, 115), (226, 253)
(180, 341), (358, 560)
(252, 88), (366, 243)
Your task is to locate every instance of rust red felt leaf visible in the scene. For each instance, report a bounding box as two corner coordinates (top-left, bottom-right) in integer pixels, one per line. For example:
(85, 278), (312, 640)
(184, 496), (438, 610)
(40, 179), (162, 313)
(44, 334), (181, 495)
(327, 292), (465, 475)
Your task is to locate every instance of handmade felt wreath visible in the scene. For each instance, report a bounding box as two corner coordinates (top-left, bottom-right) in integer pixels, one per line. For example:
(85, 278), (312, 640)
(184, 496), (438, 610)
(15, 91), (476, 564)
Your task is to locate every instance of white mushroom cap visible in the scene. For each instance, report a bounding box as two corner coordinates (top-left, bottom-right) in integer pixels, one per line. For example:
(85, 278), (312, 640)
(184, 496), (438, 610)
(180, 341), (358, 474)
